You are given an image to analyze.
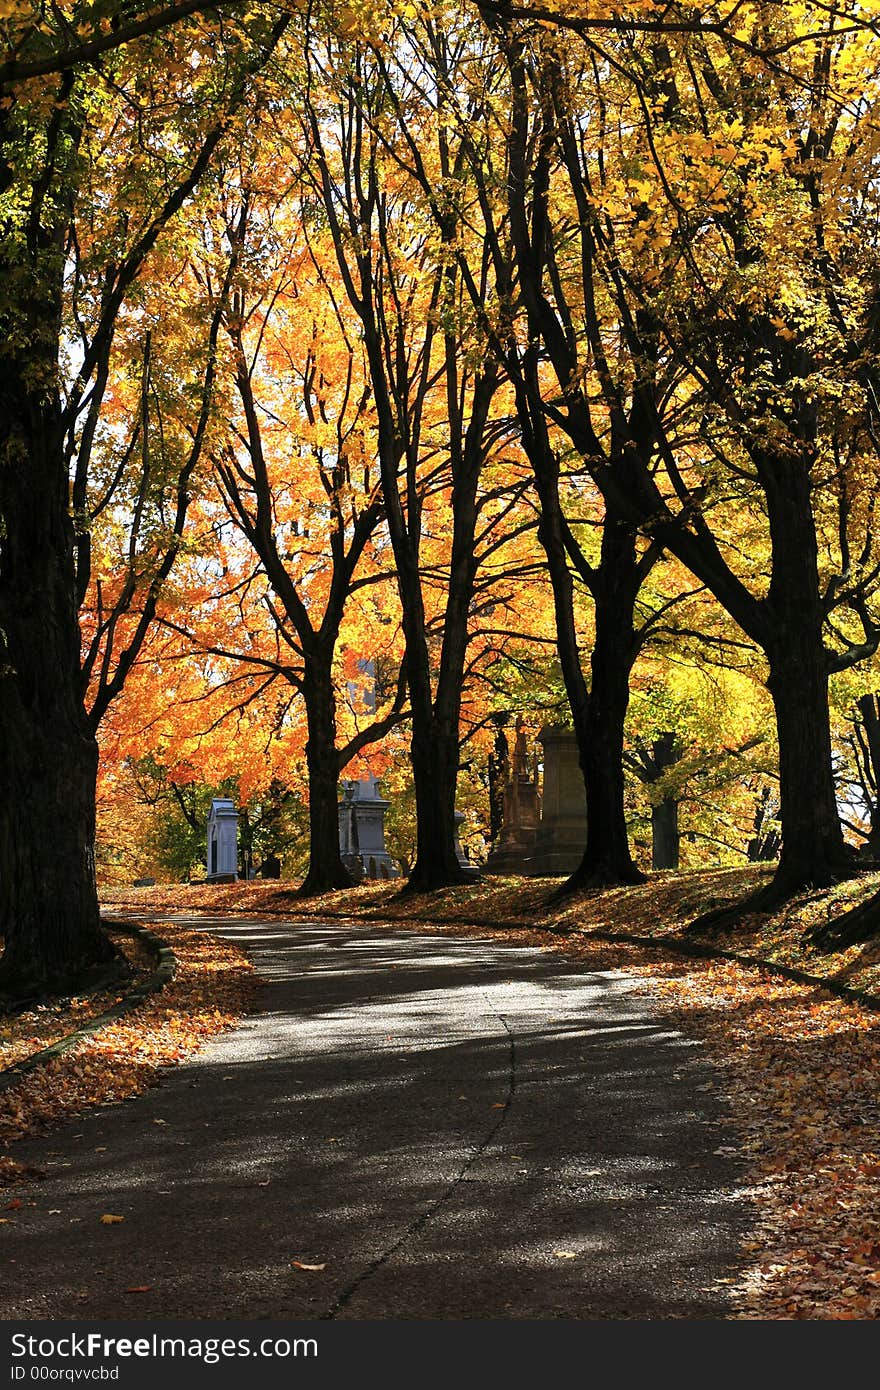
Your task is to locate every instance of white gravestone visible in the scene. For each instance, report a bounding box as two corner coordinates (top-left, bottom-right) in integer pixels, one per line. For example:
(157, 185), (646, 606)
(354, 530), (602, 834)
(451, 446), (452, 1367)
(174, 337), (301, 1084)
(338, 777), (399, 880)
(206, 798), (239, 881)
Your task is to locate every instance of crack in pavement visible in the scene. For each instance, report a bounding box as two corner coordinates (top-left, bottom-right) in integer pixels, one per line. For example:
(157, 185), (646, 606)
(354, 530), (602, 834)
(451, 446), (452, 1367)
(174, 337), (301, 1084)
(322, 997), (517, 1319)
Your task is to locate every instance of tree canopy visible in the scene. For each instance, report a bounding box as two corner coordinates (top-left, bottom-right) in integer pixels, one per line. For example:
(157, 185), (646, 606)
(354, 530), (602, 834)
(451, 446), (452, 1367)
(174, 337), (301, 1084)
(4, 0), (880, 997)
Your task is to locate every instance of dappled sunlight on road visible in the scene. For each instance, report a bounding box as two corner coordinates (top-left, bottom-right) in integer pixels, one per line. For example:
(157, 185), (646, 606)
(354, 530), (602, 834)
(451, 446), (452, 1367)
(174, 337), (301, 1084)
(0, 918), (749, 1320)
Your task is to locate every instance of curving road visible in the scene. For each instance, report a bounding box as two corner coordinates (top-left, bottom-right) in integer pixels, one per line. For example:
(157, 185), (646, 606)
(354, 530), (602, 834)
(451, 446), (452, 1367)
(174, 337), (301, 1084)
(0, 918), (750, 1319)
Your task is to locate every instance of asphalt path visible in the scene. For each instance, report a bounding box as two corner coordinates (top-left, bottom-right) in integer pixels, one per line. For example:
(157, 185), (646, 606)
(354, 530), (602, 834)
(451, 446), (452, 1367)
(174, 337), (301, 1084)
(0, 917), (750, 1319)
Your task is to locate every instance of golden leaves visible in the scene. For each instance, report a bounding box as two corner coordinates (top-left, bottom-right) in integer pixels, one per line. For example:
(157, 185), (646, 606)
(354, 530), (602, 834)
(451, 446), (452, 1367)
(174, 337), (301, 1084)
(0, 926), (255, 1159)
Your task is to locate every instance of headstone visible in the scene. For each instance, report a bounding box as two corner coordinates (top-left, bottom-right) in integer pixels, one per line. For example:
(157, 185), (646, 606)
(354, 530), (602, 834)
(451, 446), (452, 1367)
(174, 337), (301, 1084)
(338, 776), (399, 880)
(454, 809), (481, 879)
(206, 798), (239, 881)
(485, 718), (541, 874)
(527, 726), (587, 876)
(133, 877), (156, 887)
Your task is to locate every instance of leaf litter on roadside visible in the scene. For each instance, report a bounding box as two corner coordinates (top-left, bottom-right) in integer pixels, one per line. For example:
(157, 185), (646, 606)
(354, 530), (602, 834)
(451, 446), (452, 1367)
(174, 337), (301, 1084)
(0, 925), (255, 1173)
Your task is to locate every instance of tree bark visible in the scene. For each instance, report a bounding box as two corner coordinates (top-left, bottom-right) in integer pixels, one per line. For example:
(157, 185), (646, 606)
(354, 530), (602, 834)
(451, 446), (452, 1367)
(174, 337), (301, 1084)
(405, 718), (468, 892)
(574, 511), (646, 890)
(766, 643), (844, 891)
(519, 377), (644, 895)
(396, 563), (470, 893)
(0, 117), (120, 1000)
(761, 451), (849, 894)
(297, 659), (353, 897)
(688, 452), (852, 933)
(403, 417), (484, 893)
(0, 390), (116, 1000)
(651, 799), (680, 870)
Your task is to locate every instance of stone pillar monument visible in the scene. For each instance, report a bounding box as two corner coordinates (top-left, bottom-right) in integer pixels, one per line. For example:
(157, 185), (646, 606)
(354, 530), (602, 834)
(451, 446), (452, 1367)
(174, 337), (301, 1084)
(454, 810), (481, 879)
(485, 718), (541, 874)
(527, 726), (587, 876)
(339, 776), (399, 880)
(206, 798), (239, 881)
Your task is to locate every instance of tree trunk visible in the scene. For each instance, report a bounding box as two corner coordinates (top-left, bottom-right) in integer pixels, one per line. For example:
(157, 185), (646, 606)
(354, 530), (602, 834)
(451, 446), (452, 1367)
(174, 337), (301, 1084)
(526, 427), (643, 894)
(767, 642), (845, 891)
(690, 452), (851, 934)
(0, 404), (116, 1001)
(762, 452), (849, 896)
(571, 511), (645, 891)
(404, 468), (480, 892)
(405, 715), (468, 892)
(652, 799), (680, 870)
(297, 661), (353, 897)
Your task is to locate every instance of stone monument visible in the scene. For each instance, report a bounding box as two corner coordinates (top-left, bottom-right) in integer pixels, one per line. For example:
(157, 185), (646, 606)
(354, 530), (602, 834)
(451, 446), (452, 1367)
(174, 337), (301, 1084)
(206, 798), (239, 881)
(338, 776), (399, 880)
(454, 809), (481, 879)
(485, 717), (541, 874)
(527, 726), (587, 876)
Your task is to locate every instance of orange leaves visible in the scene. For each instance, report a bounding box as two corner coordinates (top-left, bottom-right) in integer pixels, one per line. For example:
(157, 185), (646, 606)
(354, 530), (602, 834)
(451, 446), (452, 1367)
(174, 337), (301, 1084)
(0, 931), (153, 1073)
(0, 926), (254, 1160)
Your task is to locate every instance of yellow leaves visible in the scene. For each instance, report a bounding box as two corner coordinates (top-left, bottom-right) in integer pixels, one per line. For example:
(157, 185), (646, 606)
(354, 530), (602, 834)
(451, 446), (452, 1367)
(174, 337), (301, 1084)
(335, 0), (388, 42)
(770, 316), (798, 342)
(0, 0), (32, 21)
(100, 1214), (125, 1225)
(629, 178), (654, 206)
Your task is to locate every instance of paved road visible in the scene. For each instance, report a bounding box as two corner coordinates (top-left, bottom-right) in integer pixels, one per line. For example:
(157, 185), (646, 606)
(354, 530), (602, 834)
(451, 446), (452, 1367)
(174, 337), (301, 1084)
(0, 918), (749, 1319)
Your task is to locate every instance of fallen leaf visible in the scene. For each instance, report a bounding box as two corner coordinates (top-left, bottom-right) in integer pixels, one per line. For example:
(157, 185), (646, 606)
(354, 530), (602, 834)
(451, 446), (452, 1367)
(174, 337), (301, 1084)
(552, 1250), (577, 1259)
(100, 1214), (124, 1225)
(291, 1261), (326, 1271)
(124, 1286), (152, 1294)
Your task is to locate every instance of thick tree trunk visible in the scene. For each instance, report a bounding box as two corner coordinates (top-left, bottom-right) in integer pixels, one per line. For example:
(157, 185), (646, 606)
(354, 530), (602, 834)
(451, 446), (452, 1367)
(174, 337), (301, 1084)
(297, 662), (352, 897)
(403, 521), (473, 893)
(690, 452), (852, 934)
(762, 453), (849, 896)
(569, 513), (645, 891)
(527, 434), (643, 895)
(652, 799), (680, 870)
(638, 732), (681, 870)
(0, 109), (119, 1000)
(766, 639), (846, 893)
(404, 716), (467, 893)
(0, 407), (116, 1001)
(398, 364), (490, 895)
